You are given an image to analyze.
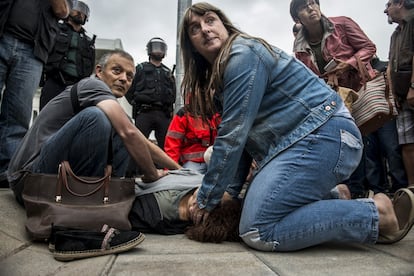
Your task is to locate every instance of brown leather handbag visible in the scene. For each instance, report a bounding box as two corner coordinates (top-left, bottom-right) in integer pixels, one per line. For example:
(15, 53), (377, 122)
(22, 161), (135, 241)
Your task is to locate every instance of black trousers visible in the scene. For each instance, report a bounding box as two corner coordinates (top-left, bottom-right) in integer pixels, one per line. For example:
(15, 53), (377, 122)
(134, 109), (171, 150)
(39, 77), (66, 110)
(125, 109), (171, 177)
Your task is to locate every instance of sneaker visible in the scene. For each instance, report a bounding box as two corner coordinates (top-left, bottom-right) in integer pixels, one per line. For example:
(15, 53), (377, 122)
(53, 227), (145, 261)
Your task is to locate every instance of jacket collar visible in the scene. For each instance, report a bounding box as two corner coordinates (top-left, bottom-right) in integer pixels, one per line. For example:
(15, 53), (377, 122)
(293, 15), (333, 53)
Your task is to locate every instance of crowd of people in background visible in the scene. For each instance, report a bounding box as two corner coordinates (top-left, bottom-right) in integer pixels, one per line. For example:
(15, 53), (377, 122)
(0, 0), (413, 259)
(290, 0), (409, 198)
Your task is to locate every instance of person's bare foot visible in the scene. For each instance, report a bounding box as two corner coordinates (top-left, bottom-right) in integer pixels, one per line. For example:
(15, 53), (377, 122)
(374, 193), (398, 236)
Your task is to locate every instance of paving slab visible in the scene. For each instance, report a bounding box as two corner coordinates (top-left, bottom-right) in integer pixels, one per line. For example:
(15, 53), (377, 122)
(1, 188), (413, 276)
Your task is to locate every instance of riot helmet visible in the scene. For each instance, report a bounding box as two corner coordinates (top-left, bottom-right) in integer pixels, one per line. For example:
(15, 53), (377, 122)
(146, 37), (167, 61)
(68, 0), (78, 10)
(70, 1), (90, 25)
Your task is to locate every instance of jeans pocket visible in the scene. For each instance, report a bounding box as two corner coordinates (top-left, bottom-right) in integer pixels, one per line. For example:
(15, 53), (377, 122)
(333, 129), (363, 182)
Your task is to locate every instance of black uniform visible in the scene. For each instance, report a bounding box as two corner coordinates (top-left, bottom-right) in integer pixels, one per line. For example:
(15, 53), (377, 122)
(126, 61), (176, 150)
(39, 20), (95, 110)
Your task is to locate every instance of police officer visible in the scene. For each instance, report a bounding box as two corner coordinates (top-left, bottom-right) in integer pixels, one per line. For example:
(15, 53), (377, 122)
(126, 37), (176, 150)
(39, 1), (95, 110)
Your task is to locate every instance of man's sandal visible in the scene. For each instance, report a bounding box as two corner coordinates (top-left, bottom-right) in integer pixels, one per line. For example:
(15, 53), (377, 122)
(377, 188), (414, 244)
(52, 227), (145, 261)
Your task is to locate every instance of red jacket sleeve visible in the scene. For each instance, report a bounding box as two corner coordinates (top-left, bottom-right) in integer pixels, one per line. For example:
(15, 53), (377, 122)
(164, 113), (188, 163)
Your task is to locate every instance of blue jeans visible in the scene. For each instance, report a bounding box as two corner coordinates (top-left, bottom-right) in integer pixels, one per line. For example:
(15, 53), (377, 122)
(31, 107), (130, 177)
(0, 34), (43, 179)
(239, 115), (379, 251)
(365, 119), (408, 193)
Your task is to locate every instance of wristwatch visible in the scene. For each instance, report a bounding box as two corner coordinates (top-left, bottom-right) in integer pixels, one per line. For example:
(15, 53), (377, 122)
(411, 82), (414, 89)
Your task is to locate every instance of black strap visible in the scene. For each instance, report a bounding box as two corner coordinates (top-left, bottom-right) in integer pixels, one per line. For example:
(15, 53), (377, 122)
(70, 82), (81, 113)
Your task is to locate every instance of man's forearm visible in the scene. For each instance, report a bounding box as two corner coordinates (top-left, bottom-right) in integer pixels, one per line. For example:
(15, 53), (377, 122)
(147, 141), (181, 170)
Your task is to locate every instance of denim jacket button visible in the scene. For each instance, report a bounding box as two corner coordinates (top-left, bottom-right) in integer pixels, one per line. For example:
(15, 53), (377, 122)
(325, 106), (331, 111)
(331, 101), (336, 106)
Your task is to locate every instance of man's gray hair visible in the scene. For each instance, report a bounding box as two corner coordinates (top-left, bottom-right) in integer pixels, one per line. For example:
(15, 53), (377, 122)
(97, 50), (134, 68)
(393, 0), (414, 9)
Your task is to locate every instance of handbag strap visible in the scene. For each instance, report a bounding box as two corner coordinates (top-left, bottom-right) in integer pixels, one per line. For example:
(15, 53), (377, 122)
(70, 83), (81, 114)
(57, 161), (111, 199)
(355, 55), (370, 90)
(382, 72), (396, 115)
(55, 82), (114, 202)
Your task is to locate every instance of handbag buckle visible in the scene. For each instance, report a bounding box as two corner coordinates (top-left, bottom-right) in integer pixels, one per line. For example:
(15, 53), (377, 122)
(55, 195), (62, 203)
(103, 196), (109, 204)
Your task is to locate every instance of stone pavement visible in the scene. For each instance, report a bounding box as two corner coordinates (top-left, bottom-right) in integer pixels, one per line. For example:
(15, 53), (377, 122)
(1, 188), (413, 276)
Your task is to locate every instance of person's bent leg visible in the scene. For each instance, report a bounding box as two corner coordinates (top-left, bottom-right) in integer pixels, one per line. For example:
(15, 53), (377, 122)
(32, 107), (112, 176)
(239, 115), (378, 252)
(112, 132), (130, 177)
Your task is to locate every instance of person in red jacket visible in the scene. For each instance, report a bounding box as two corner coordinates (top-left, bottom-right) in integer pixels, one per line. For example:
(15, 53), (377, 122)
(164, 106), (221, 174)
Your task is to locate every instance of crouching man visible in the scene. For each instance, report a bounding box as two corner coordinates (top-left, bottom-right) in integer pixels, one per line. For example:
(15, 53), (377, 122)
(8, 49), (180, 204)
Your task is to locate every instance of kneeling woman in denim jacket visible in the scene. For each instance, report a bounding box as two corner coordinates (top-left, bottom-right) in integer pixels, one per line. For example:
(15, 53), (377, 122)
(178, 2), (411, 251)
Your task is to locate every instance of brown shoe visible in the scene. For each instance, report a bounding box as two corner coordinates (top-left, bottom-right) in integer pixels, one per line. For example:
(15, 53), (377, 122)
(377, 188), (414, 244)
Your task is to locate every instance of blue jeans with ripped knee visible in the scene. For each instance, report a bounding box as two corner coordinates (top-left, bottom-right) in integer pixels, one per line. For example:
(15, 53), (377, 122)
(239, 115), (379, 251)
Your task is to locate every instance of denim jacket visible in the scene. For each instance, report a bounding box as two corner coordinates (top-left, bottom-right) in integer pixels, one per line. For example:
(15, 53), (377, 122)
(197, 36), (349, 211)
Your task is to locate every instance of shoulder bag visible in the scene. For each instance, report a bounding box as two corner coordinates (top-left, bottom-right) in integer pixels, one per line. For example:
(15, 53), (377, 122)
(22, 160), (135, 241)
(351, 72), (398, 136)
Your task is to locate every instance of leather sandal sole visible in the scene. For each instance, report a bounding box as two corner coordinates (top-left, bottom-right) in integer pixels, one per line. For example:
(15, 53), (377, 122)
(377, 188), (414, 244)
(53, 232), (145, 261)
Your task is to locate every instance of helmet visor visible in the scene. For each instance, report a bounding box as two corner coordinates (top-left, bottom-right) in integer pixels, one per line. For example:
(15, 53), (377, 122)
(72, 1), (90, 19)
(149, 41), (167, 56)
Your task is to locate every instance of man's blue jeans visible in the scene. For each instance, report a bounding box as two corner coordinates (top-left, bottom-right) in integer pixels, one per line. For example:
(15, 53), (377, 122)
(365, 119), (408, 193)
(31, 107), (129, 177)
(0, 34), (43, 180)
(239, 115), (379, 251)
